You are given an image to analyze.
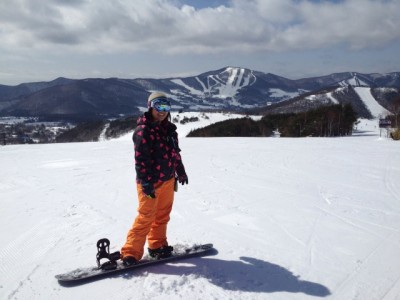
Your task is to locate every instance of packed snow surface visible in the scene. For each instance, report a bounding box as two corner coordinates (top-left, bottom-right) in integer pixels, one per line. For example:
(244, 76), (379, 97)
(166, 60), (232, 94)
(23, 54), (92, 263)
(1, 113), (400, 300)
(354, 87), (391, 118)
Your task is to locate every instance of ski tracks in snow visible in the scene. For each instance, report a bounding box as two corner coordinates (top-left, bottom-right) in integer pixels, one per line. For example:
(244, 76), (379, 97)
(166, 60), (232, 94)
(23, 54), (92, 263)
(315, 155), (400, 300)
(0, 143), (130, 299)
(384, 152), (400, 208)
(333, 230), (400, 300)
(1, 216), (68, 299)
(0, 200), (121, 299)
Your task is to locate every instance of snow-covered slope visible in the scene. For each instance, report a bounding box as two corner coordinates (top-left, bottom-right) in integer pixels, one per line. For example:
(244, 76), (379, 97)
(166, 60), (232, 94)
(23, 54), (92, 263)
(1, 117), (400, 300)
(174, 112), (262, 137)
(338, 72), (372, 87)
(354, 87), (391, 118)
(171, 67), (257, 100)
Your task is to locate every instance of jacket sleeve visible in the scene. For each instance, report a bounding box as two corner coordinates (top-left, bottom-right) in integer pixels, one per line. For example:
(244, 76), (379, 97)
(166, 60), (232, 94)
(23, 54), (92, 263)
(172, 131), (186, 177)
(133, 125), (154, 183)
(176, 159), (186, 177)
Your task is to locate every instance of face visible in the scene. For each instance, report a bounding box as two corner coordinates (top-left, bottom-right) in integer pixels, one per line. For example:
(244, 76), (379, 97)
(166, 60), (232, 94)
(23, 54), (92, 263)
(151, 108), (169, 122)
(149, 97), (171, 122)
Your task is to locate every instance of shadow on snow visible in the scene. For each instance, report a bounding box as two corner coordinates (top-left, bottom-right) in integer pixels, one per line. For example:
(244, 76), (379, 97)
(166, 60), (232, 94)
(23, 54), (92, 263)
(58, 249), (330, 297)
(122, 253), (331, 297)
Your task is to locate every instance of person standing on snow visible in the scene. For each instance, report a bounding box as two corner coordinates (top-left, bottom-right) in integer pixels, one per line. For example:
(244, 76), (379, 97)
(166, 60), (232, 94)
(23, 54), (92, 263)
(121, 92), (188, 266)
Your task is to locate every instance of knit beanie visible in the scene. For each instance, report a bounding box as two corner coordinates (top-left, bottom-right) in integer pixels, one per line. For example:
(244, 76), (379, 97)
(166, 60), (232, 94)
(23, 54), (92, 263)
(147, 92), (167, 108)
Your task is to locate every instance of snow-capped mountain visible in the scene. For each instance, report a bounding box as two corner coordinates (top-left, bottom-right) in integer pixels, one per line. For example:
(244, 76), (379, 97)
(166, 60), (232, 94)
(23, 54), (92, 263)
(260, 84), (397, 119)
(133, 67), (307, 110)
(0, 67), (399, 119)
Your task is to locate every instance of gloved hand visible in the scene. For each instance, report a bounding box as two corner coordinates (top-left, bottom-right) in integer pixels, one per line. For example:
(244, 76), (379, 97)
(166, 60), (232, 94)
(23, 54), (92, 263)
(141, 182), (155, 198)
(177, 174), (188, 185)
(176, 163), (188, 186)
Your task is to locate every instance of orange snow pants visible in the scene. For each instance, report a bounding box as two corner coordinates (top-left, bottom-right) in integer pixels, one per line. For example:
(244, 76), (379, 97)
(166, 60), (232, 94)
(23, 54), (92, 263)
(121, 177), (175, 260)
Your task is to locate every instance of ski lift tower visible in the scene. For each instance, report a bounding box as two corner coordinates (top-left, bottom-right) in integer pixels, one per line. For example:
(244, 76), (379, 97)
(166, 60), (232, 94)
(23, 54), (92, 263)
(379, 119), (392, 138)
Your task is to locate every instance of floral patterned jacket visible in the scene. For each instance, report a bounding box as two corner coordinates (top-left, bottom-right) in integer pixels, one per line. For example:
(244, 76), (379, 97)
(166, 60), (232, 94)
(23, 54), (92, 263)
(133, 112), (186, 184)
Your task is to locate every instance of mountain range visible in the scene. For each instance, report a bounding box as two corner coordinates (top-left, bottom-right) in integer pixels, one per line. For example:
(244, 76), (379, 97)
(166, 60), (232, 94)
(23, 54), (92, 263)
(0, 67), (399, 120)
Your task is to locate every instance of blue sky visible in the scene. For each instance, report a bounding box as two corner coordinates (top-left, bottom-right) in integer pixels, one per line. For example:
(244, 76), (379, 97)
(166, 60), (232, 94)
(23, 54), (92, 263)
(0, 0), (399, 85)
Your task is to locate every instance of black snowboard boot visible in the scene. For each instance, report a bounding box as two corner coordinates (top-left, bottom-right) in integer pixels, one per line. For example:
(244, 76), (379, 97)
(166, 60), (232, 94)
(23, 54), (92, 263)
(122, 256), (137, 267)
(148, 245), (174, 259)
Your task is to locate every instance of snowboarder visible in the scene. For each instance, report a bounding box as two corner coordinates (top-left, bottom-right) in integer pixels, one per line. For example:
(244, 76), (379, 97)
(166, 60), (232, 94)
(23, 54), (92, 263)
(121, 92), (188, 266)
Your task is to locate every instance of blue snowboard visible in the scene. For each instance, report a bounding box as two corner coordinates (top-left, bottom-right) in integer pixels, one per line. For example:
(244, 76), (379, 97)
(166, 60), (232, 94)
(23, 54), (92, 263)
(56, 243), (214, 285)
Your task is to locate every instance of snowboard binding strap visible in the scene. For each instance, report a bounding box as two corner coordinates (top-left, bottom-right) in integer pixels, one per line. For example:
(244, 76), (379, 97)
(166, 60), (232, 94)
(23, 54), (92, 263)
(96, 238), (121, 270)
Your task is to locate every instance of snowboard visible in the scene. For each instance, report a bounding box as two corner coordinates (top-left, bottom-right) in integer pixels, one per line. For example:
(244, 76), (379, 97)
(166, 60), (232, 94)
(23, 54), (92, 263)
(55, 242), (214, 285)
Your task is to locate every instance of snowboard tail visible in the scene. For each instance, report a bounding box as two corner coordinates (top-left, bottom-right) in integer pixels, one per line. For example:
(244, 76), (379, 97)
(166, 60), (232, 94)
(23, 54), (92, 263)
(55, 241), (214, 285)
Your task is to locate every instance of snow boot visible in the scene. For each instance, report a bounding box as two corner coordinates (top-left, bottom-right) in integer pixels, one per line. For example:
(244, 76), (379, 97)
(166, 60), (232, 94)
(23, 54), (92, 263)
(148, 245), (174, 259)
(122, 256), (137, 267)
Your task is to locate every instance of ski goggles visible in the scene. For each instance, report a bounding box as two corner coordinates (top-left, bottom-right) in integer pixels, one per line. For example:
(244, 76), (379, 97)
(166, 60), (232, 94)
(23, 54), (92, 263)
(149, 97), (171, 112)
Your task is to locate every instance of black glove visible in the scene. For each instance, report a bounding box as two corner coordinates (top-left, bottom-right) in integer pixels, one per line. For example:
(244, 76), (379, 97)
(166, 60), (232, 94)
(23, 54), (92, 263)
(176, 163), (188, 185)
(141, 182), (155, 198)
(177, 174), (188, 185)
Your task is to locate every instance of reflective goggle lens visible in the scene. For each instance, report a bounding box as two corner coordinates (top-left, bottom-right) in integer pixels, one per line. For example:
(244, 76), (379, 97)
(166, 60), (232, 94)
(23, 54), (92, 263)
(154, 103), (171, 112)
(150, 98), (171, 112)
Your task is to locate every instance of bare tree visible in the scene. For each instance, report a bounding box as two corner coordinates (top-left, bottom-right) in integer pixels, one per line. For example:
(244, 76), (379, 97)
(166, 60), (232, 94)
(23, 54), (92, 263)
(391, 96), (400, 128)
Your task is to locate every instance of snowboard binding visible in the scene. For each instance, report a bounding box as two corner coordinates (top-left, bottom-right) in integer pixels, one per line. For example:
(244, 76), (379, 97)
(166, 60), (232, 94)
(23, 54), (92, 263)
(96, 238), (121, 270)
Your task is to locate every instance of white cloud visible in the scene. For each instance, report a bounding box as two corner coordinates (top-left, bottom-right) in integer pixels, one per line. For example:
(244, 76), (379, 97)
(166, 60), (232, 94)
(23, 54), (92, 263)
(1, 0), (399, 55)
(273, 0), (400, 51)
(0, 0), (399, 85)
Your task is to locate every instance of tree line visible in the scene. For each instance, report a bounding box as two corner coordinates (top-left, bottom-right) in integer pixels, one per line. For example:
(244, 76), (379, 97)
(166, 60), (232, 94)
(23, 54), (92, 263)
(56, 116), (137, 143)
(188, 104), (357, 138)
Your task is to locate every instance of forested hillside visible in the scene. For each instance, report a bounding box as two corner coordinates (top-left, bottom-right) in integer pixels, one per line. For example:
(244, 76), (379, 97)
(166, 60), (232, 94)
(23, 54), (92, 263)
(188, 105), (357, 137)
